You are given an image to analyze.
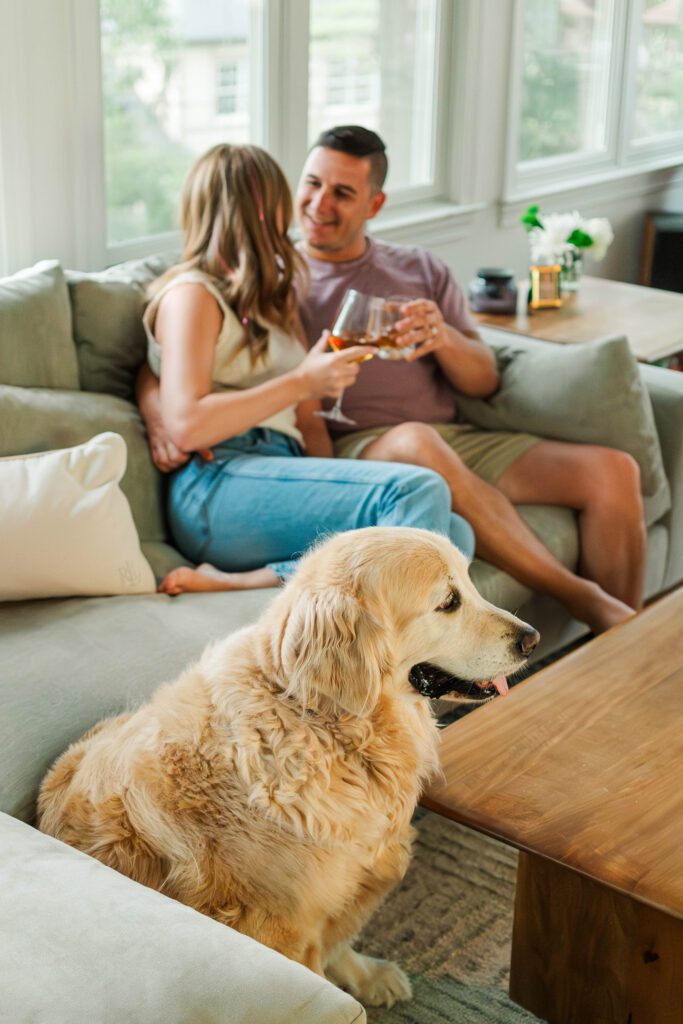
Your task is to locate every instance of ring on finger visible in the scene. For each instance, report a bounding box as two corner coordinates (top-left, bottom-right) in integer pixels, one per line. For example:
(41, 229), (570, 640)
(430, 325), (438, 336)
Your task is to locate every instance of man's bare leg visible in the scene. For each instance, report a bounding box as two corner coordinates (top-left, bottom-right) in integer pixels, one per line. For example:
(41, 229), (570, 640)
(495, 439), (646, 609)
(360, 423), (636, 634)
(159, 564), (280, 596)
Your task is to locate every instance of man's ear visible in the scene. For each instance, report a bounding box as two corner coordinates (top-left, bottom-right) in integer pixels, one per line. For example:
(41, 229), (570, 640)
(368, 190), (386, 220)
(280, 586), (390, 717)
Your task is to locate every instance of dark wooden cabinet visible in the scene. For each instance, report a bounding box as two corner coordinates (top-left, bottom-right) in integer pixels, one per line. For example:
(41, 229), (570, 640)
(641, 211), (683, 293)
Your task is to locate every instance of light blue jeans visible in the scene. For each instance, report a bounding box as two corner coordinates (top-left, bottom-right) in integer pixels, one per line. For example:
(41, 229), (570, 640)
(168, 428), (475, 579)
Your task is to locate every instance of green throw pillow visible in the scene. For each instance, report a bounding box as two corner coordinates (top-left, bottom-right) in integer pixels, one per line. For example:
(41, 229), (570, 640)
(457, 332), (670, 527)
(0, 385), (167, 544)
(0, 261), (78, 389)
(67, 252), (177, 401)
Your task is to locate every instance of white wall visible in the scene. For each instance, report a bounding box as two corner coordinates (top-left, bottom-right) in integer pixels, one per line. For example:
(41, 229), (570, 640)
(415, 166), (683, 288)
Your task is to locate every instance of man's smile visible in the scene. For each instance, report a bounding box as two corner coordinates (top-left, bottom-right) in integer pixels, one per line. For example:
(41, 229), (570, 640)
(304, 213), (337, 227)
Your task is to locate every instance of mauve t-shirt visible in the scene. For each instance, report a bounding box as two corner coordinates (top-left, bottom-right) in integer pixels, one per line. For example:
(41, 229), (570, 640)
(298, 237), (476, 436)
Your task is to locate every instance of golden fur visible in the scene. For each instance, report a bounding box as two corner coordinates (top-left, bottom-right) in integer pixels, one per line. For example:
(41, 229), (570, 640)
(38, 527), (537, 1008)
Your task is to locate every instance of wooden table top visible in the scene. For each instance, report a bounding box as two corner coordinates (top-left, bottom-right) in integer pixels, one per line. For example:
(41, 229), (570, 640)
(471, 276), (683, 363)
(423, 588), (683, 919)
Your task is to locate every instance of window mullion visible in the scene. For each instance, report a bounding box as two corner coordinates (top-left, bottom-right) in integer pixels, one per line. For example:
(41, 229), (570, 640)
(72, 0), (107, 269)
(603, 0), (632, 166)
(264, 0), (310, 191)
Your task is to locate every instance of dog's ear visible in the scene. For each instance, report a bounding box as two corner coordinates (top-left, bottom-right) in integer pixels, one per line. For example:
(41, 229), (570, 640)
(280, 587), (390, 717)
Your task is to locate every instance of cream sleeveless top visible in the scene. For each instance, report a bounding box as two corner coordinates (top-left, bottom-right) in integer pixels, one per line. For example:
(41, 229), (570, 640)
(143, 270), (304, 444)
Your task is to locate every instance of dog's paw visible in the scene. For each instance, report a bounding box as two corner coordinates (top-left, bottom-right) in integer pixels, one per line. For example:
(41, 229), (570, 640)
(326, 944), (412, 1008)
(353, 956), (412, 1008)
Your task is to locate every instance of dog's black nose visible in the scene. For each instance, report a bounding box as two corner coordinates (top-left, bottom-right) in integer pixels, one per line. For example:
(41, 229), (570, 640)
(517, 626), (540, 657)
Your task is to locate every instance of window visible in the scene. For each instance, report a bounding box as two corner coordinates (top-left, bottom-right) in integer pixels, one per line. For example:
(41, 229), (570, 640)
(518, 0), (615, 164)
(508, 0), (683, 198)
(98, 0), (447, 255)
(308, 0), (441, 192)
(217, 62), (238, 115)
(100, 0), (259, 246)
(633, 0), (683, 141)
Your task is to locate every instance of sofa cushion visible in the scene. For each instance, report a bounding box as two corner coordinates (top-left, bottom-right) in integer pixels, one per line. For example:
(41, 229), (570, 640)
(67, 252), (176, 400)
(0, 261), (79, 389)
(0, 433), (155, 601)
(458, 332), (671, 527)
(0, 813), (363, 1024)
(0, 384), (168, 544)
(0, 588), (275, 821)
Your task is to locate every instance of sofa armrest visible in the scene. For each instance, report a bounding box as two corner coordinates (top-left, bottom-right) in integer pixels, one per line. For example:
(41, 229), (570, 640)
(0, 813), (365, 1024)
(640, 364), (683, 588)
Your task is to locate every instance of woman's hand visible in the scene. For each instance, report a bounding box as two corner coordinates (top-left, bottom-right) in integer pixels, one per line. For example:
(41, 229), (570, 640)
(395, 299), (450, 360)
(295, 331), (376, 400)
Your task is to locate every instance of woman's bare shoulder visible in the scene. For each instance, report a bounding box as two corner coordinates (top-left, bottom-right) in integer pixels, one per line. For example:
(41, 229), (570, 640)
(156, 281), (224, 342)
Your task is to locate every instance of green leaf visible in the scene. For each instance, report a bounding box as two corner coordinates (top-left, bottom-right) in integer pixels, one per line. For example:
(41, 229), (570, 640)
(520, 204), (543, 231)
(567, 228), (593, 248)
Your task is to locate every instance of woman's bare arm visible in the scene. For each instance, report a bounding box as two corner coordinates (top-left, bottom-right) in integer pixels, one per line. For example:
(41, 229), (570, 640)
(156, 283), (368, 453)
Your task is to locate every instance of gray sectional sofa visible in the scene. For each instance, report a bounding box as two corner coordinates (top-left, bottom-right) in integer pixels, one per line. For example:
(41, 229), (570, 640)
(1, 255), (682, 1023)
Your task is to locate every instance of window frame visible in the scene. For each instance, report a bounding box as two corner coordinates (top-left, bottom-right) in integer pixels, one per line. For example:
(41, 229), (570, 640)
(504, 0), (683, 204)
(95, 0), (454, 264)
(621, 0), (683, 167)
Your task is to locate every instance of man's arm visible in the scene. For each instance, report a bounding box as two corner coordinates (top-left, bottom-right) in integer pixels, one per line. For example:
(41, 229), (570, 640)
(395, 300), (499, 398)
(295, 398), (334, 458)
(136, 362), (198, 472)
(431, 326), (499, 397)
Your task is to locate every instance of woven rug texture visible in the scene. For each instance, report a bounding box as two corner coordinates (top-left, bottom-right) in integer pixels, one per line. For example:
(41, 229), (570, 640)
(357, 808), (546, 1024)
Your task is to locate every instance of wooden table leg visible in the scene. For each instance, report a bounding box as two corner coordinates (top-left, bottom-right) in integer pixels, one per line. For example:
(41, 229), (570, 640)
(509, 852), (683, 1024)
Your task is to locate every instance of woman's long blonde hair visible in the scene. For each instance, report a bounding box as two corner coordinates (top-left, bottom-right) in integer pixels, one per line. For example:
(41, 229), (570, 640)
(150, 143), (307, 364)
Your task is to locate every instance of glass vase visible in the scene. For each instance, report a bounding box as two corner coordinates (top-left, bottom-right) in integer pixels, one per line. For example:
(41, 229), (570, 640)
(560, 248), (583, 294)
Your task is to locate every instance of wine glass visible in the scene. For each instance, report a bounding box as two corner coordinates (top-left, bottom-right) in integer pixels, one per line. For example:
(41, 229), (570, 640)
(315, 289), (376, 425)
(366, 296), (418, 360)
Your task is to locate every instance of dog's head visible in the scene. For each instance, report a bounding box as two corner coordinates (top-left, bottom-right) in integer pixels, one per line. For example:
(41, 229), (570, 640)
(274, 527), (539, 717)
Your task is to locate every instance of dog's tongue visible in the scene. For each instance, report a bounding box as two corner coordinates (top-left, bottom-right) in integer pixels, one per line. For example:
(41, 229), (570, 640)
(476, 674), (509, 696)
(490, 674), (509, 695)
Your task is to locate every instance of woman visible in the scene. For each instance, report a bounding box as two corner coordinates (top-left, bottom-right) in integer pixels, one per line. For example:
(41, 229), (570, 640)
(142, 143), (474, 593)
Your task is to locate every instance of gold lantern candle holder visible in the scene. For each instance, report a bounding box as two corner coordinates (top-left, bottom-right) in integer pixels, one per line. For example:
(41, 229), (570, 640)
(529, 264), (562, 309)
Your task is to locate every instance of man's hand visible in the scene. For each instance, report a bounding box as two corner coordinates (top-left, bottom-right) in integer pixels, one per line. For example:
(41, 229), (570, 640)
(136, 363), (213, 472)
(146, 421), (214, 473)
(394, 299), (451, 361)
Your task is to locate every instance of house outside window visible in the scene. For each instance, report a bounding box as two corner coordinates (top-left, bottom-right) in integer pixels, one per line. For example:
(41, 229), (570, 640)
(100, 0), (256, 246)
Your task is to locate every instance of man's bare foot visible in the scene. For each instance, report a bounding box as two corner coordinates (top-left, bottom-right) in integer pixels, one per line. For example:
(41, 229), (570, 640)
(159, 563), (279, 596)
(570, 582), (636, 634)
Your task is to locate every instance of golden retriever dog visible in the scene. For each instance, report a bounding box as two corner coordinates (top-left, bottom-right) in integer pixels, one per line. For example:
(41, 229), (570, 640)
(38, 527), (539, 1008)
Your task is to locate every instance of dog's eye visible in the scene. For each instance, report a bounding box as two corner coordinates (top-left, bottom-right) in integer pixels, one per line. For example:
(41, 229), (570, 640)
(436, 590), (460, 613)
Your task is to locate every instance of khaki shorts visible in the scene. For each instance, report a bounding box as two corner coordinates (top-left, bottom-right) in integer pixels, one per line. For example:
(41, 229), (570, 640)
(333, 422), (541, 486)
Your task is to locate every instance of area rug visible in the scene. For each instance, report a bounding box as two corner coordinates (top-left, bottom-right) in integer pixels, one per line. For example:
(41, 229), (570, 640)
(357, 808), (546, 1023)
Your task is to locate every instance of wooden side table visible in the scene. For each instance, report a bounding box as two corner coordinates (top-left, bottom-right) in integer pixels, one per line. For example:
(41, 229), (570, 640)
(471, 276), (683, 364)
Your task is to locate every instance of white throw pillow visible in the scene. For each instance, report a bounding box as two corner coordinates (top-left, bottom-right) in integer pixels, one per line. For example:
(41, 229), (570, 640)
(0, 432), (155, 601)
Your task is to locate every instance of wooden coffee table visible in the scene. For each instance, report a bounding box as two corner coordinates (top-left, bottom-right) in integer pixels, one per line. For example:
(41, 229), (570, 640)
(422, 588), (683, 1024)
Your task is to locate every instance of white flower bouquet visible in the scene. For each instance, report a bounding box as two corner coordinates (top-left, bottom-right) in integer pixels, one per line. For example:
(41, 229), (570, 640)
(521, 205), (614, 266)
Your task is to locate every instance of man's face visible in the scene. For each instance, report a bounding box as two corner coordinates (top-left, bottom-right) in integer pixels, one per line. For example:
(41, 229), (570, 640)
(296, 146), (385, 261)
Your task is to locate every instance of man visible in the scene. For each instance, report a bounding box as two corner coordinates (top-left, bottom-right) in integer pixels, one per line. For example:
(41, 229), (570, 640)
(140, 126), (645, 633)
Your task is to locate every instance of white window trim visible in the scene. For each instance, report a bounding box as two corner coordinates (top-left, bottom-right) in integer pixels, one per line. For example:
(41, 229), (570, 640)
(89, 0), (475, 268)
(621, 0), (683, 168)
(504, 0), (683, 207)
(71, 0), (108, 270)
(500, 162), (683, 229)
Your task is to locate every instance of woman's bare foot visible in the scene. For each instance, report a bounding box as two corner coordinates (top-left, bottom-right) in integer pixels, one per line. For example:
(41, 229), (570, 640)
(159, 563), (279, 596)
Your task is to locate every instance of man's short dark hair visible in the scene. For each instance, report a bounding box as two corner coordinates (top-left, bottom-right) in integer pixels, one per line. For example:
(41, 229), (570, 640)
(312, 125), (388, 192)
